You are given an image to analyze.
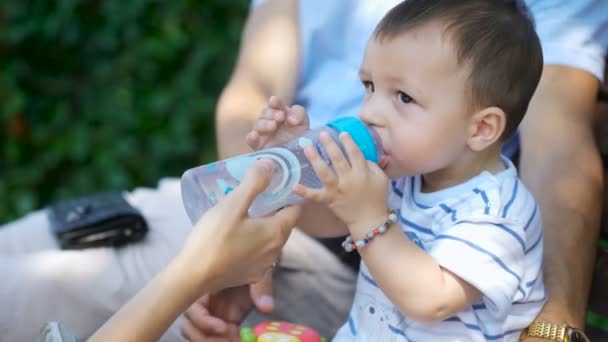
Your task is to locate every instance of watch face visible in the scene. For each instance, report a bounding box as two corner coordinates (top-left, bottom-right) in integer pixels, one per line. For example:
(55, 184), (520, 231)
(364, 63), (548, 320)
(569, 329), (590, 342)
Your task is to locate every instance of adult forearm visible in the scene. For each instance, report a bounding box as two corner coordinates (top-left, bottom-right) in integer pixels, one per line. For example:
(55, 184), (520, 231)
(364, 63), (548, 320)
(215, 0), (299, 159)
(520, 130), (602, 327)
(519, 65), (603, 327)
(215, 80), (271, 159)
(89, 258), (208, 341)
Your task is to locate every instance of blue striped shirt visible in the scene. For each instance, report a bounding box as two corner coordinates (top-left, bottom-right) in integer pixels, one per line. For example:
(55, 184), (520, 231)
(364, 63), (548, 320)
(333, 157), (546, 341)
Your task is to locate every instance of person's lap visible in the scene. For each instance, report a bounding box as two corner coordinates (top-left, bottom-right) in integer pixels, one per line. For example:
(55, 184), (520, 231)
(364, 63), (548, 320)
(0, 179), (356, 341)
(0, 179), (192, 341)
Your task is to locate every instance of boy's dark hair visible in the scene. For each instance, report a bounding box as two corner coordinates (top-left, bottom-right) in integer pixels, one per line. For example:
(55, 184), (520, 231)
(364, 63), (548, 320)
(375, 0), (543, 140)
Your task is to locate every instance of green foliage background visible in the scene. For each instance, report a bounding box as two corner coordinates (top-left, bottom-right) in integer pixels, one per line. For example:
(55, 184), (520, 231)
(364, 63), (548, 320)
(0, 0), (250, 223)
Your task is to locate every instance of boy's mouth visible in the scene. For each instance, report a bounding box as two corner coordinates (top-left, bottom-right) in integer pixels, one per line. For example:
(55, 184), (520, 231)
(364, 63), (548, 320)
(379, 152), (390, 169)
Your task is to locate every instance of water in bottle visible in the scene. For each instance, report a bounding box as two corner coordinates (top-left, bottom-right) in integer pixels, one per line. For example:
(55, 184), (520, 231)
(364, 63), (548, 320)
(180, 117), (383, 224)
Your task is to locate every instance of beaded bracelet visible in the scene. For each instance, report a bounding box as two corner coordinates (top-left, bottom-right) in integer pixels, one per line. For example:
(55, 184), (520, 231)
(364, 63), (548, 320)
(342, 210), (398, 253)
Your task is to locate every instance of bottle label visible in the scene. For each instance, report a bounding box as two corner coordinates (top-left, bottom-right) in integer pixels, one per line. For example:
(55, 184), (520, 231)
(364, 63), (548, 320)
(252, 147), (301, 208)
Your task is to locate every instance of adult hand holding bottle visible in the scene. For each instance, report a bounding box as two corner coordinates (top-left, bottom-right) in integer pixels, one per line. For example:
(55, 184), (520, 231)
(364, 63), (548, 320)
(181, 96), (312, 342)
(89, 159), (301, 342)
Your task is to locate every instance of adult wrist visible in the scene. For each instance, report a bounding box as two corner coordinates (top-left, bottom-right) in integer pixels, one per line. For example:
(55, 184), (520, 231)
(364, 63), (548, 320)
(536, 302), (586, 329)
(171, 252), (216, 296)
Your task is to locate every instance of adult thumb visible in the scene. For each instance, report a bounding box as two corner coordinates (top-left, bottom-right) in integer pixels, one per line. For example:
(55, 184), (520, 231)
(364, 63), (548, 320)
(227, 159), (275, 214)
(250, 269), (275, 314)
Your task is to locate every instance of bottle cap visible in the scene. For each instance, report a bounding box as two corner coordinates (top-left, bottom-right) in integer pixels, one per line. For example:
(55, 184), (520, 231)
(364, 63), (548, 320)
(326, 117), (379, 163)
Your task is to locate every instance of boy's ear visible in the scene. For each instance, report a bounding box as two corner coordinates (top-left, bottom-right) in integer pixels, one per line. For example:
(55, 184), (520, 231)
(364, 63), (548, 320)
(467, 106), (506, 152)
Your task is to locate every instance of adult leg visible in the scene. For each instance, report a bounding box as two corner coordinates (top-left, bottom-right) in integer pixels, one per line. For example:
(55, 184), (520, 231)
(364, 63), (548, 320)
(0, 179), (192, 341)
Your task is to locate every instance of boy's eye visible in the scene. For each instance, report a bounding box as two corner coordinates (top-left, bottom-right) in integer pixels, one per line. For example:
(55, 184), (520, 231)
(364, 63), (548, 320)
(362, 80), (375, 92)
(398, 91), (413, 103)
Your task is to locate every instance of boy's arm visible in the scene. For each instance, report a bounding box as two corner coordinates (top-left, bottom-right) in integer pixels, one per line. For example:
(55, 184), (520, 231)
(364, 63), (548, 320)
(351, 219), (483, 323)
(296, 200), (349, 237)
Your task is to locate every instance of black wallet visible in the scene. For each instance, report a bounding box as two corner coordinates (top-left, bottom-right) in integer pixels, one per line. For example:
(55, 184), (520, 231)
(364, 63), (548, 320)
(47, 190), (148, 250)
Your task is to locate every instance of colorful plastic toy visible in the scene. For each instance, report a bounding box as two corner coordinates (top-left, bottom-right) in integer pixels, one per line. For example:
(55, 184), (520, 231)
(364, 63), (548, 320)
(240, 321), (327, 342)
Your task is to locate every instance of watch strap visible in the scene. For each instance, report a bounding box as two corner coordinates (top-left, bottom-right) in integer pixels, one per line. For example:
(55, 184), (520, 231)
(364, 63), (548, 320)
(520, 322), (567, 341)
(520, 321), (590, 342)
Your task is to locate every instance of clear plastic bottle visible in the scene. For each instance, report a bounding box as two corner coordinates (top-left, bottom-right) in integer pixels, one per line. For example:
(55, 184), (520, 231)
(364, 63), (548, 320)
(180, 117), (383, 224)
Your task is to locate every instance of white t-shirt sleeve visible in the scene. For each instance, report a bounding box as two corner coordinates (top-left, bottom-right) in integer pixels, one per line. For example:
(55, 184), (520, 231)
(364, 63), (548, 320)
(428, 218), (526, 319)
(527, 0), (608, 82)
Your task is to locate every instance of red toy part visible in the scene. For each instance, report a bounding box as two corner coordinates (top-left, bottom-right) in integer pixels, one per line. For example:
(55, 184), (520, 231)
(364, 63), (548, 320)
(252, 321), (322, 342)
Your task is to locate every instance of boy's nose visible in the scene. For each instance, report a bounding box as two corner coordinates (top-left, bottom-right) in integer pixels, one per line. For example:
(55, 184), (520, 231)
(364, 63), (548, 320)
(358, 104), (385, 127)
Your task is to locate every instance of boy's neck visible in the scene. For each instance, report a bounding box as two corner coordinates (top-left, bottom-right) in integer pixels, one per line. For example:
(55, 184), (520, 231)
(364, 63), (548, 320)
(421, 144), (505, 193)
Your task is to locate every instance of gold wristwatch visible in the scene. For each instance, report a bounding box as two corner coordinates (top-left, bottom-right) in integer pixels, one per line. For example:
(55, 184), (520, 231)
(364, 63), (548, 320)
(520, 321), (590, 342)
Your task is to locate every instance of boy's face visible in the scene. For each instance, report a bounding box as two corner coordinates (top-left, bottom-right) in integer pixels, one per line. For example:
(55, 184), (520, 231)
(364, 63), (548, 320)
(358, 21), (475, 179)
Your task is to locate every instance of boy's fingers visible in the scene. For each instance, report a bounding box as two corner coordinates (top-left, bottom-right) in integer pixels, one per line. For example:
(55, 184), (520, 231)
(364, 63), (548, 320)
(273, 109), (286, 122)
(304, 145), (338, 188)
(287, 105), (310, 127)
(246, 131), (261, 150)
(340, 133), (367, 170)
(320, 132), (350, 176)
(254, 118), (279, 133)
(261, 107), (285, 123)
(260, 107), (275, 119)
(268, 96), (288, 111)
(293, 184), (327, 203)
(367, 161), (387, 179)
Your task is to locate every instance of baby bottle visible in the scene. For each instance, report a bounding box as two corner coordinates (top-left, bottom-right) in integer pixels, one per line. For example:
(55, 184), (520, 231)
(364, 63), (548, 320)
(180, 117), (383, 224)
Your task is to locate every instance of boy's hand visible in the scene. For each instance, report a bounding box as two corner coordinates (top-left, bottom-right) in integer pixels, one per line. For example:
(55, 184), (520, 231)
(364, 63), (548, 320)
(292, 131), (390, 238)
(246, 96), (310, 150)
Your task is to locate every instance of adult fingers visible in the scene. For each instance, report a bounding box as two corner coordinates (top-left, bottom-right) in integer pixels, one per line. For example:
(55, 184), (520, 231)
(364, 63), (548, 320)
(249, 270), (275, 314)
(224, 159), (274, 216)
(182, 301), (228, 336)
(181, 319), (231, 342)
(272, 204), (301, 234)
(257, 204), (301, 244)
(181, 319), (207, 342)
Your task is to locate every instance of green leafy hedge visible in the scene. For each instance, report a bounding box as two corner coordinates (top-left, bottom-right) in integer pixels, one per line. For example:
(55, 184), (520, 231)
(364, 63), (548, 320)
(0, 0), (249, 223)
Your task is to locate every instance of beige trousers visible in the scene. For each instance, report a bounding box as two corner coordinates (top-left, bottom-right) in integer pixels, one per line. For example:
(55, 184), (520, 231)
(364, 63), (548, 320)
(0, 179), (355, 341)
